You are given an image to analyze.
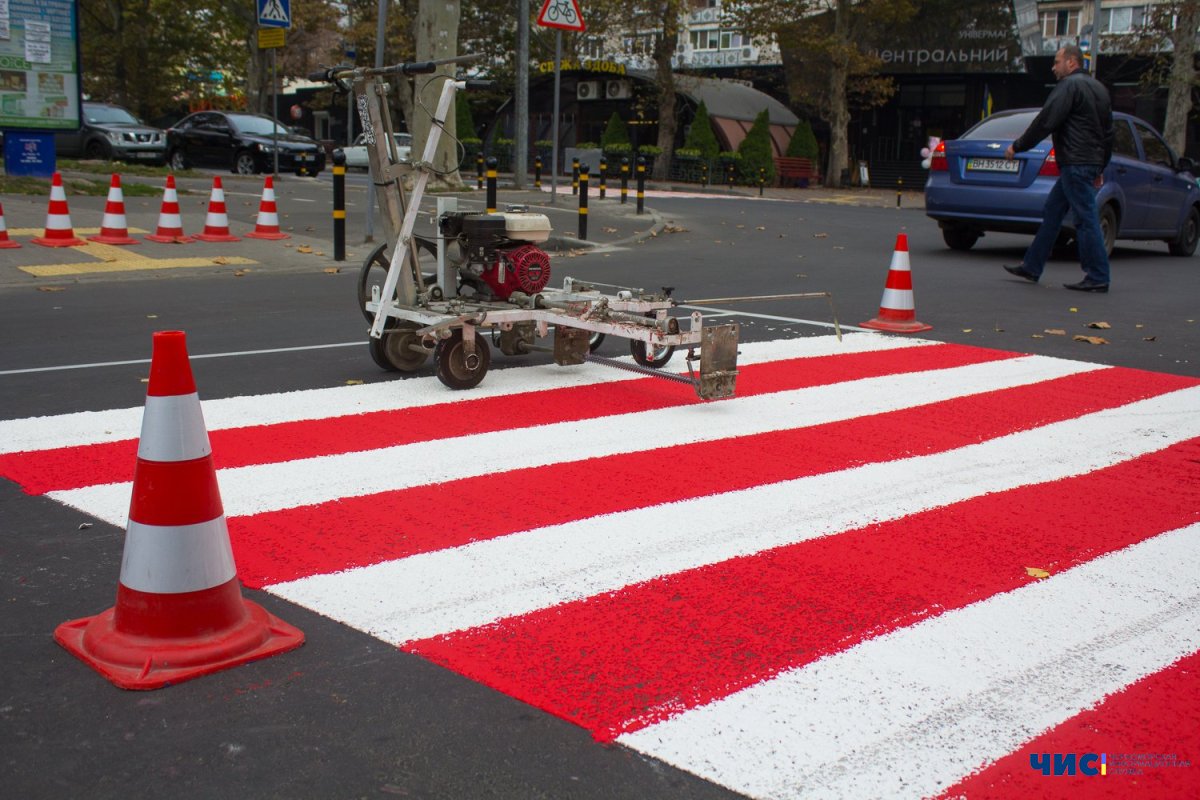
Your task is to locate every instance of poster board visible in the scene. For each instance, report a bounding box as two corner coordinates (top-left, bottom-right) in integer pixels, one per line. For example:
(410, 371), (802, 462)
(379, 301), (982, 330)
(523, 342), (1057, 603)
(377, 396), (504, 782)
(0, 0), (82, 132)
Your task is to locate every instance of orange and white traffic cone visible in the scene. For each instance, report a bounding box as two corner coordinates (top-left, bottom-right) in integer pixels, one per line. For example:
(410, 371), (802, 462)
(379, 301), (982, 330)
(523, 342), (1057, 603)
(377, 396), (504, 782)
(31, 172), (86, 247)
(193, 176), (240, 242)
(244, 175), (290, 240)
(54, 331), (304, 690)
(860, 233), (932, 333)
(145, 174), (193, 243)
(0, 202), (21, 249)
(88, 174), (140, 245)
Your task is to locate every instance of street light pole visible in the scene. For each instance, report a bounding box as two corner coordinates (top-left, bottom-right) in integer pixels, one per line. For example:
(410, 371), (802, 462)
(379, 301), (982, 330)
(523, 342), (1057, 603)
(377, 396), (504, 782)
(514, 0), (529, 189)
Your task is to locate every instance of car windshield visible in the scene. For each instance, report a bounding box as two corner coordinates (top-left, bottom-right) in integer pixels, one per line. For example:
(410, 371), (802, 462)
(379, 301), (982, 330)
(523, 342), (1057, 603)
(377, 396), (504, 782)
(962, 112), (1038, 141)
(85, 105), (138, 125)
(229, 114), (291, 136)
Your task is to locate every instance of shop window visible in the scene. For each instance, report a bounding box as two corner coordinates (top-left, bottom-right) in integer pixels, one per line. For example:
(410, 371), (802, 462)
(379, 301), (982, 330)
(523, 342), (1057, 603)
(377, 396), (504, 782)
(1041, 9), (1079, 37)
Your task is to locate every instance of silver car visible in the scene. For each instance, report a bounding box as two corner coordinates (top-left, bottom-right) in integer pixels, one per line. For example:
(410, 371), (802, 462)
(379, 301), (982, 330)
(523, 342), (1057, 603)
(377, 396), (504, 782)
(54, 102), (167, 164)
(340, 132), (413, 169)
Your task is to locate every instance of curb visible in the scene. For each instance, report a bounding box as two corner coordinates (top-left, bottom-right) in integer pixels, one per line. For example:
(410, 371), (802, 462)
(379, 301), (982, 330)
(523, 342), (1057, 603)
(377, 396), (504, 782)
(547, 206), (664, 253)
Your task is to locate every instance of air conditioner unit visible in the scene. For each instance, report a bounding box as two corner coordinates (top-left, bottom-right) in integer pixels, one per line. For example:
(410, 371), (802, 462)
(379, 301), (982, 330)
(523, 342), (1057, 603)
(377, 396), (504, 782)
(576, 81), (601, 101)
(742, 46), (755, 60)
(606, 80), (632, 100)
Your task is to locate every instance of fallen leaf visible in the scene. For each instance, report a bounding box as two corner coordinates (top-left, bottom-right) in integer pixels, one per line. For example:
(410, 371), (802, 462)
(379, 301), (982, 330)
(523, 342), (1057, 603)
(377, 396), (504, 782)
(994, 326), (1005, 332)
(755, 225), (766, 231)
(233, 269), (248, 277)
(297, 245), (313, 254)
(1087, 321), (1111, 329)
(345, 379), (364, 385)
(146, 314), (158, 319)
(305, 226), (315, 232)
(37, 286), (66, 292)
(1073, 335), (1108, 345)
(1069, 307), (1078, 313)
(1135, 323), (1144, 329)
(1025, 566), (1051, 579)
(662, 225), (688, 234)
(1044, 328), (1066, 336)
(1031, 334), (1045, 339)
(813, 232), (828, 238)
(315, 251), (326, 256)
(78, 522), (93, 530)
(602, 226), (618, 234)
(962, 328), (973, 333)
(736, 224), (745, 229)
(323, 267), (340, 274)
(212, 256), (230, 265)
(833, 245), (844, 250)
(1143, 336), (1157, 342)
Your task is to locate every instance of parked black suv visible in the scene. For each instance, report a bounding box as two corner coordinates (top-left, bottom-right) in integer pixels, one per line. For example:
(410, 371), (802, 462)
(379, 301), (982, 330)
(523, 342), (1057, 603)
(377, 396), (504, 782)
(54, 102), (167, 164)
(166, 111), (325, 176)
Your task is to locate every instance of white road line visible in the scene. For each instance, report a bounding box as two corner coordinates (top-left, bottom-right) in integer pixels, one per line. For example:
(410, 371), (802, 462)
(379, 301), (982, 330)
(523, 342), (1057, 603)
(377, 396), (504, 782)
(620, 522), (1200, 800)
(0, 341), (363, 377)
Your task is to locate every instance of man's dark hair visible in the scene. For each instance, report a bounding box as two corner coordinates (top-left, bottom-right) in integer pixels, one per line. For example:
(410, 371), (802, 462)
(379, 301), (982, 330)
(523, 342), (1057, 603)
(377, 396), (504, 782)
(1060, 44), (1084, 67)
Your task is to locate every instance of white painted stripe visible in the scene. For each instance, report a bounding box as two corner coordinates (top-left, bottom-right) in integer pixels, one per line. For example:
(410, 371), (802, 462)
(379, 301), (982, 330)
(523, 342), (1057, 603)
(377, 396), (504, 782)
(0, 334), (922, 452)
(137, 394), (211, 462)
(878, 287), (915, 310)
(619, 523), (1200, 800)
(52, 355), (1104, 526)
(120, 517), (237, 594)
(264, 384), (1200, 648)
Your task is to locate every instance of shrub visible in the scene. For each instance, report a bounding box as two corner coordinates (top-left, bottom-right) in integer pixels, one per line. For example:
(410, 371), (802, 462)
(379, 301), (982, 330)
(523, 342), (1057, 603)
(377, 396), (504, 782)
(737, 109), (776, 184)
(683, 100), (720, 164)
(455, 97), (477, 140)
(600, 112), (630, 150)
(786, 119), (819, 159)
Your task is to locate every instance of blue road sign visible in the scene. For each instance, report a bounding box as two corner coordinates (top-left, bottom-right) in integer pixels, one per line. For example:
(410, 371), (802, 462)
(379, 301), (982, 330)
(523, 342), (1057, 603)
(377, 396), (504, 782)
(258, 0), (291, 29)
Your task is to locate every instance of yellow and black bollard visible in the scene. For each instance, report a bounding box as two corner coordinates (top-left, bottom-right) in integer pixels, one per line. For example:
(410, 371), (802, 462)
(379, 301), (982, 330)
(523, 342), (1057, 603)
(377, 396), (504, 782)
(534, 155), (542, 189)
(578, 164), (589, 240)
(636, 156), (646, 215)
(598, 157), (607, 200)
(758, 166), (765, 197)
(332, 149), (346, 262)
(476, 153), (484, 190)
(620, 158), (629, 205)
(897, 177), (903, 208)
(726, 162), (735, 190)
(571, 157), (579, 195)
(701, 162), (709, 187)
(486, 156), (498, 213)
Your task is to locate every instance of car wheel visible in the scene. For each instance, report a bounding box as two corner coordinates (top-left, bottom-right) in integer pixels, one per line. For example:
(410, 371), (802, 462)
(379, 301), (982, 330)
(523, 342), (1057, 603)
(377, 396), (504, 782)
(84, 140), (111, 161)
(1099, 204), (1117, 257)
(234, 151), (258, 175)
(168, 149), (189, 171)
(1168, 205), (1200, 257)
(941, 227), (980, 251)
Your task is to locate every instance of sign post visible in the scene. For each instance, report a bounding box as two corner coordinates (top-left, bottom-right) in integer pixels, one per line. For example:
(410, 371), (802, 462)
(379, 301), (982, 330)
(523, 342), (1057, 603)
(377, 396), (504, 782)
(258, 0), (292, 176)
(536, 0), (586, 205)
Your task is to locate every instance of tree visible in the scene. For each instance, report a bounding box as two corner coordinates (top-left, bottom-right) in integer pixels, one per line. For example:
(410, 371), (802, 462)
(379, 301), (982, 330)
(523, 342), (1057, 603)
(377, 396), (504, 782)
(684, 100), (720, 163)
(412, 0), (463, 186)
(731, 0), (916, 187)
(738, 109), (776, 184)
(786, 118), (819, 159)
(601, 112), (631, 150)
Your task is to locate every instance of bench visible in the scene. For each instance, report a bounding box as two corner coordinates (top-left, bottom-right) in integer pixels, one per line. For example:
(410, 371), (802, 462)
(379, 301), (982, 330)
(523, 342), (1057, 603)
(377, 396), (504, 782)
(774, 156), (821, 187)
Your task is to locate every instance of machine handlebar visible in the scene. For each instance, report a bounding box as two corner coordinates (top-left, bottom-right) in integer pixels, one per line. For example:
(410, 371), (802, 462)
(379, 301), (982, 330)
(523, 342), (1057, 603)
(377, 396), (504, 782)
(308, 54), (483, 85)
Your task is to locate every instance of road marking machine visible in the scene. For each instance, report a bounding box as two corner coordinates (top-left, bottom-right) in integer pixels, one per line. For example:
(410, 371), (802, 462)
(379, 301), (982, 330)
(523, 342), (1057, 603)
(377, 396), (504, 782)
(313, 58), (839, 399)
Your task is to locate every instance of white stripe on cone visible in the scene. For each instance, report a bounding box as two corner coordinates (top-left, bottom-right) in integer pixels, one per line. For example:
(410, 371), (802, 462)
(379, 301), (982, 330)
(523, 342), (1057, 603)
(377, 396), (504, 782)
(120, 518), (238, 594)
(137, 394), (212, 462)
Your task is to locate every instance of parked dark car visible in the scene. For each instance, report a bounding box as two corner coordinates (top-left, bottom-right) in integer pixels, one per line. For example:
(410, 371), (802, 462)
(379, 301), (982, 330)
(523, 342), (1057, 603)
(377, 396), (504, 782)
(54, 102), (167, 164)
(925, 109), (1200, 257)
(165, 111), (325, 177)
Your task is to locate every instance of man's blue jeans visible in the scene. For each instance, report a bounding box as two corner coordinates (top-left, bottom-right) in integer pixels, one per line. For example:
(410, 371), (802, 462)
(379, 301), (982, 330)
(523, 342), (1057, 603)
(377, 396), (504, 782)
(1022, 164), (1111, 284)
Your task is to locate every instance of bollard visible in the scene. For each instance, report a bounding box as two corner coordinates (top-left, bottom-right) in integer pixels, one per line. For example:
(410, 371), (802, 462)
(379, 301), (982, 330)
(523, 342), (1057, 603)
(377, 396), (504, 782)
(620, 158), (629, 205)
(332, 150), (346, 262)
(897, 177), (903, 208)
(701, 162), (709, 187)
(534, 155), (542, 189)
(599, 157), (607, 200)
(578, 164), (589, 240)
(636, 156), (646, 215)
(486, 157), (498, 214)
(571, 157), (579, 195)
(758, 166), (765, 197)
(726, 162), (735, 190)
(476, 153), (484, 190)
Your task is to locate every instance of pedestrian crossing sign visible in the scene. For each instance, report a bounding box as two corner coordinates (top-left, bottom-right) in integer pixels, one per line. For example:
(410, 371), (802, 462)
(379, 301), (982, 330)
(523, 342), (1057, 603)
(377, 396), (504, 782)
(258, 0), (291, 29)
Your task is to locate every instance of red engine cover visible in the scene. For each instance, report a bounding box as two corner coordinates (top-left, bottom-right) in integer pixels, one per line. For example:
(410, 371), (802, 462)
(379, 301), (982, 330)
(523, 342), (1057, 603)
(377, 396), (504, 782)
(479, 244), (551, 300)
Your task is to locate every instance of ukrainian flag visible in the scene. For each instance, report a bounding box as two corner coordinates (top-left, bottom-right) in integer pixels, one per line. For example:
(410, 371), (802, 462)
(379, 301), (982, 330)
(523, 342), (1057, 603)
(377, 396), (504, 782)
(981, 85), (993, 120)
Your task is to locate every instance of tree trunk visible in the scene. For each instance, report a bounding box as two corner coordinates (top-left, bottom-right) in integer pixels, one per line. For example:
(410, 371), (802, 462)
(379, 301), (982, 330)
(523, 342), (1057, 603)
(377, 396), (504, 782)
(824, 0), (851, 187)
(652, 1), (682, 180)
(1163, 0), (1200, 154)
(413, 0), (462, 187)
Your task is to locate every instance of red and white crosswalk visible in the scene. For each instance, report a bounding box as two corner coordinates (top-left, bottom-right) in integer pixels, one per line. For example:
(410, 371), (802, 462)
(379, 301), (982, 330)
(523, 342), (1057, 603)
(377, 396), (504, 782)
(3, 334), (1198, 799)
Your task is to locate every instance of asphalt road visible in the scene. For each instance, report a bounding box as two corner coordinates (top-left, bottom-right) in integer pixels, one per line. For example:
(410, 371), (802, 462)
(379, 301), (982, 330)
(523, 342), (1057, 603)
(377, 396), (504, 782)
(1, 184), (1197, 798)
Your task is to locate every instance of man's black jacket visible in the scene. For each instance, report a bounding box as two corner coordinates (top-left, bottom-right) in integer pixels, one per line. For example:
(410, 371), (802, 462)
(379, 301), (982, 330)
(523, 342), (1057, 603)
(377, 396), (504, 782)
(1012, 70), (1114, 168)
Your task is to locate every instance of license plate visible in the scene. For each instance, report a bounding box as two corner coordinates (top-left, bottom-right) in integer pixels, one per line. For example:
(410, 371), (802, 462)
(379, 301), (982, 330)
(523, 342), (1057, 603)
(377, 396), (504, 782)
(966, 157), (1018, 173)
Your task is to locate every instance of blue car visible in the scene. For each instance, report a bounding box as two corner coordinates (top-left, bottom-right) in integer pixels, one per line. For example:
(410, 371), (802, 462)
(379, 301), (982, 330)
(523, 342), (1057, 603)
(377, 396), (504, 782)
(925, 109), (1200, 257)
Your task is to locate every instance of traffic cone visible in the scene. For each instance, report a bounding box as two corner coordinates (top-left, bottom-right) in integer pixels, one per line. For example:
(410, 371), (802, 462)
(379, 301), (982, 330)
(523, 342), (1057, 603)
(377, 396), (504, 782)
(193, 176), (240, 242)
(144, 174), (193, 243)
(54, 331), (304, 690)
(87, 174), (140, 245)
(244, 175), (290, 240)
(0, 202), (21, 248)
(860, 233), (932, 333)
(31, 172), (86, 247)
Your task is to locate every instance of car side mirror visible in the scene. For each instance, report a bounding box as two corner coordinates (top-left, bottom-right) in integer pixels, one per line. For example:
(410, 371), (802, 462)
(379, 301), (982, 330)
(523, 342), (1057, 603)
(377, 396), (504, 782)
(1177, 156), (1195, 174)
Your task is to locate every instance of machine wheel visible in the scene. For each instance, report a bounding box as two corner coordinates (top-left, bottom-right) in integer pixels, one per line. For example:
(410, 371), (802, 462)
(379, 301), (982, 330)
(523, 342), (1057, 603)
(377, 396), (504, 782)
(588, 332), (606, 352)
(84, 140), (111, 161)
(168, 149), (189, 171)
(435, 330), (490, 390)
(941, 226), (980, 251)
(1168, 206), (1200, 256)
(357, 239), (440, 323)
(367, 324), (429, 372)
(630, 339), (675, 369)
(234, 150), (259, 175)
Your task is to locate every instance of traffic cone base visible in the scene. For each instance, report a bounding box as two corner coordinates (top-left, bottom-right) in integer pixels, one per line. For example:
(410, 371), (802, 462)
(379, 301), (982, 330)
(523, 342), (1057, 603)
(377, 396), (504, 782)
(88, 174), (140, 245)
(0, 202), (20, 248)
(146, 174), (194, 243)
(32, 171), (86, 247)
(861, 232), (932, 333)
(194, 176), (240, 242)
(53, 330), (302, 689)
(245, 175), (290, 240)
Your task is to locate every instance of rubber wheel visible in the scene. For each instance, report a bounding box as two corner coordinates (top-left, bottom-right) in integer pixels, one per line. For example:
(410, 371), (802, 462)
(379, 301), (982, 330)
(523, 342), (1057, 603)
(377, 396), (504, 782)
(588, 332), (606, 352)
(357, 238), (440, 323)
(168, 150), (189, 171)
(234, 151), (258, 175)
(1099, 204), (1117, 257)
(84, 140), (111, 161)
(941, 227), (979, 251)
(435, 330), (490, 390)
(367, 323), (428, 372)
(1168, 206), (1200, 256)
(630, 339), (675, 369)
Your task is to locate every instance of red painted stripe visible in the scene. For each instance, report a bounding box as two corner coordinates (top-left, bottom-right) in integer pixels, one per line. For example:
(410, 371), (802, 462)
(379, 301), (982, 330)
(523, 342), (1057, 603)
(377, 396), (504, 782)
(0, 343), (1012, 495)
(129, 456), (224, 526)
(405, 438), (1200, 743)
(937, 648), (1200, 799)
(228, 368), (1198, 588)
(147, 331), (197, 397)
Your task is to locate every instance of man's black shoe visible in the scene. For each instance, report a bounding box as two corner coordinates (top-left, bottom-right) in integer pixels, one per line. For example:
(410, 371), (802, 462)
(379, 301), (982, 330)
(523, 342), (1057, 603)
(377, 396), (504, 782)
(1063, 279), (1109, 293)
(1003, 264), (1039, 283)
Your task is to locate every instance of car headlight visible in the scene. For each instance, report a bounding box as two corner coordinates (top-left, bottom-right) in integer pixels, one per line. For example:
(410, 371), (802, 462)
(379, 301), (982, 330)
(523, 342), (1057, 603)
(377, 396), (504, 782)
(105, 131), (124, 145)
(256, 143), (277, 153)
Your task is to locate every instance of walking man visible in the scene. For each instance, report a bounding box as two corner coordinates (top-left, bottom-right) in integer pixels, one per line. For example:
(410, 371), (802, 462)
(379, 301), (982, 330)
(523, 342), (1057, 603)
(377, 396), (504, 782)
(1003, 44), (1114, 293)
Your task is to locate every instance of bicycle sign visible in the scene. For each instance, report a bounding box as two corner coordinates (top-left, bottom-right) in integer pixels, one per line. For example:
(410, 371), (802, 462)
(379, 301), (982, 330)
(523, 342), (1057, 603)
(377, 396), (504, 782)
(536, 0), (586, 31)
